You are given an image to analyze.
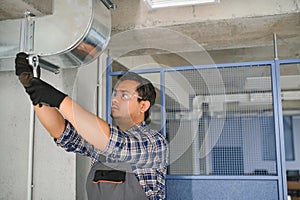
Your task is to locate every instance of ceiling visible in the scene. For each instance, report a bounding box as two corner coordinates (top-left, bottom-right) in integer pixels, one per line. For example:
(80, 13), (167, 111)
(0, 0), (52, 20)
(105, 0), (300, 115)
(0, 0), (300, 114)
(0, 0), (299, 63)
(107, 0), (300, 66)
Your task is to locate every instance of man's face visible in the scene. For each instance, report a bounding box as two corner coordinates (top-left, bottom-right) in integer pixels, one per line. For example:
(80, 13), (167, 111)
(111, 80), (143, 123)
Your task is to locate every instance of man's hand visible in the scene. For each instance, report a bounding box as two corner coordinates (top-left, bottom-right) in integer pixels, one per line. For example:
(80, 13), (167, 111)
(26, 78), (67, 108)
(15, 52), (40, 87)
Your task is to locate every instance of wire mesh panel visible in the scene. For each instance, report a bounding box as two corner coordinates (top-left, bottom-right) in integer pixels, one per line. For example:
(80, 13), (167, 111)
(165, 65), (277, 176)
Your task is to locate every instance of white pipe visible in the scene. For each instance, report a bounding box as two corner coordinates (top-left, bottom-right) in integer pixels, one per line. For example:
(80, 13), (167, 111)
(192, 118), (200, 174)
(273, 32), (279, 60)
(27, 106), (35, 200)
(97, 55), (104, 117)
(19, 10), (36, 200)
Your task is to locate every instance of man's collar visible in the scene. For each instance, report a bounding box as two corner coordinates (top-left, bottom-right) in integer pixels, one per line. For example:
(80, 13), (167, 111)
(127, 121), (146, 132)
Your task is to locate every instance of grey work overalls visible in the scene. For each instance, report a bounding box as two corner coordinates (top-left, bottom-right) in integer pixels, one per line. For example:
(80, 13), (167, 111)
(86, 156), (148, 200)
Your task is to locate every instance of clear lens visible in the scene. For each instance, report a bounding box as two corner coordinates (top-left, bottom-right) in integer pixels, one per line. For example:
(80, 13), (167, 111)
(112, 90), (142, 100)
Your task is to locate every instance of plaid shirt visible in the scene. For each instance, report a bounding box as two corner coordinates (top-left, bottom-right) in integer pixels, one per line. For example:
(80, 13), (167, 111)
(55, 120), (168, 200)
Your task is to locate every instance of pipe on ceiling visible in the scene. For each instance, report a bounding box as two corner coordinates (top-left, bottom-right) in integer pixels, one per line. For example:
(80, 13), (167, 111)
(0, 0), (111, 72)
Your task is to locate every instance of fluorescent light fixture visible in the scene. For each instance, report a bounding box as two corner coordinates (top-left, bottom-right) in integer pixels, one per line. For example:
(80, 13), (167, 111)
(144, 0), (219, 9)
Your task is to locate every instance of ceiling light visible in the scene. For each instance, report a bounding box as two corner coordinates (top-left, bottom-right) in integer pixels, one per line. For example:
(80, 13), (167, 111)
(144, 0), (220, 9)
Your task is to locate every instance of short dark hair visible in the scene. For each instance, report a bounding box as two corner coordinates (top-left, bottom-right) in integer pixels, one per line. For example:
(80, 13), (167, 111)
(119, 72), (156, 121)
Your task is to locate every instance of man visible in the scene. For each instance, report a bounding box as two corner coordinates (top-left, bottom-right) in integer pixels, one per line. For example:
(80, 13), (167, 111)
(15, 52), (168, 200)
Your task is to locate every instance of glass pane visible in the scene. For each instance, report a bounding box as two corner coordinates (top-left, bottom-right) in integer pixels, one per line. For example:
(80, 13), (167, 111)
(280, 63), (300, 163)
(283, 116), (295, 161)
(165, 65), (277, 176)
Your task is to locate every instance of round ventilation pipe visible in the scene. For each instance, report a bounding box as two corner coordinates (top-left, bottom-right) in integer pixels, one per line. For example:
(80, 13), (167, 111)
(0, 0), (111, 71)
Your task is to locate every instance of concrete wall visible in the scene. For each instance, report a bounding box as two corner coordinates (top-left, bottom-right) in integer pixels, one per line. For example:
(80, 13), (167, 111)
(0, 55), (104, 199)
(0, 68), (77, 199)
(112, 0), (300, 29)
(74, 55), (107, 200)
(0, 71), (31, 199)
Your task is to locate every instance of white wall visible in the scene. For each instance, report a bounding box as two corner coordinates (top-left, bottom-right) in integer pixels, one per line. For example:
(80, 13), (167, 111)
(0, 68), (78, 199)
(0, 55), (106, 199)
(74, 55), (107, 200)
(32, 69), (78, 199)
(0, 71), (30, 199)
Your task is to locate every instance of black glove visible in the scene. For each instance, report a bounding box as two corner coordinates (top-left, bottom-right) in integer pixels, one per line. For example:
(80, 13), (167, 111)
(25, 78), (67, 108)
(15, 52), (40, 87)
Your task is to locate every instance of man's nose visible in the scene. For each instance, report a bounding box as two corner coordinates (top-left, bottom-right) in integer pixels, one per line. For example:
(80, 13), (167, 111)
(112, 95), (119, 102)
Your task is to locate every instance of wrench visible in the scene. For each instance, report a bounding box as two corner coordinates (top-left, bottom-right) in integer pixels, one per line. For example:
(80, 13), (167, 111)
(27, 54), (39, 78)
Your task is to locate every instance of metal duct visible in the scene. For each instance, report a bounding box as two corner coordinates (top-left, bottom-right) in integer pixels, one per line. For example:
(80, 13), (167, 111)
(0, 0), (111, 72)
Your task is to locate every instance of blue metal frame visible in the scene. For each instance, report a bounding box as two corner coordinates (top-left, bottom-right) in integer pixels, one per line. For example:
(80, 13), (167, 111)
(271, 60), (287, 199)
(160, 71), (167, 136)
(105, 58), (300, 200)
(105, 56), (112, 122)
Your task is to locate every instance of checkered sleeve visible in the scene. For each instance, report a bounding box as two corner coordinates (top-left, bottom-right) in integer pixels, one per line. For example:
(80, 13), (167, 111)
(55, 120), (101, 161)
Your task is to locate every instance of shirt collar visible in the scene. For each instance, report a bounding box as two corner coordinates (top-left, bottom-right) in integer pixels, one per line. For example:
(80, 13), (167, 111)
(125, 121), (146, 132)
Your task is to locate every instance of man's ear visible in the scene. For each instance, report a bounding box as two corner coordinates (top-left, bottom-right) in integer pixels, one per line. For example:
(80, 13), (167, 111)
(140, 100), (151, 113)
